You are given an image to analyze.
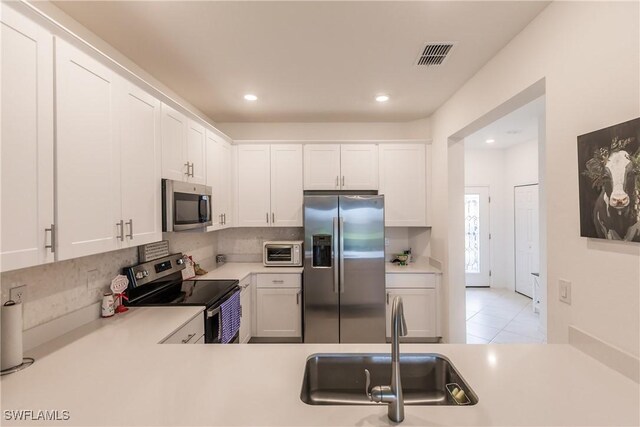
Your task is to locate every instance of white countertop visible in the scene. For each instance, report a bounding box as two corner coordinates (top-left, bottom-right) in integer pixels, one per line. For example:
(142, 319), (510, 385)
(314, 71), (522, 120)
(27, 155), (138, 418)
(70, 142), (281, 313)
(1, 307), (637, 426)
(195, 262), (303, 281)
(193, 261), (439, 280)
(386, 261), (442, 274)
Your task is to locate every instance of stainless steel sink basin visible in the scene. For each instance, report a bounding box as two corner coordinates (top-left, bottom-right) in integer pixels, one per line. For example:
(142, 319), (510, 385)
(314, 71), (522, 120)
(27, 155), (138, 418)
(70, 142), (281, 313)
(300, 353), (478, 406)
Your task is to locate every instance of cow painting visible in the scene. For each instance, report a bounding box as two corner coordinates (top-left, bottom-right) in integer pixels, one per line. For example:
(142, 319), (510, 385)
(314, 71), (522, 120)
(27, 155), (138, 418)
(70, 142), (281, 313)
(578, 117), (640, 242)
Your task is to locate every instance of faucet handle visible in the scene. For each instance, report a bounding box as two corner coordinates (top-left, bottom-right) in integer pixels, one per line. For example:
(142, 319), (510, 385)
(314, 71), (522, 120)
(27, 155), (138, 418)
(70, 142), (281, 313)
(364, 369), (372, 401)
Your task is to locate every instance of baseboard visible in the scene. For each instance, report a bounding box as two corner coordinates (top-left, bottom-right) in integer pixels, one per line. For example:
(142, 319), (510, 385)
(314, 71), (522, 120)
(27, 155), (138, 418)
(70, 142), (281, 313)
(23, 302), (102, 351)
(569, 325), (639, 383)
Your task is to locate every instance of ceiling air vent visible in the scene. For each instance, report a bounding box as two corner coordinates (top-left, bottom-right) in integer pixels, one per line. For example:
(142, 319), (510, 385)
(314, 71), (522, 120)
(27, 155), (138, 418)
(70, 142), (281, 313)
(416, 42), (455, 66)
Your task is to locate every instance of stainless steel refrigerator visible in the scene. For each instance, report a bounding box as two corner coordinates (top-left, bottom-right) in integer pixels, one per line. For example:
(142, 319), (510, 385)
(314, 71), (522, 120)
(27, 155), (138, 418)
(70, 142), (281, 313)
(303, 194), (386, 343)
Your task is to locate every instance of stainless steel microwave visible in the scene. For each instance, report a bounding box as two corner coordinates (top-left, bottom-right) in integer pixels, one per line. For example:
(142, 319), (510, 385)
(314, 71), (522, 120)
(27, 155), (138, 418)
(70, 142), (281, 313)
(263, 241), (303, 266)
(162, 179), (212, 232)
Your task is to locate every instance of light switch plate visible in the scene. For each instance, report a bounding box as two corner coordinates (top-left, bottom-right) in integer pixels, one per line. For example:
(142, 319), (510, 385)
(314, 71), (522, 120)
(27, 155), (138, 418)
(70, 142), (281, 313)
(9, 285), (27, 304)
(559, 279), (571, 305)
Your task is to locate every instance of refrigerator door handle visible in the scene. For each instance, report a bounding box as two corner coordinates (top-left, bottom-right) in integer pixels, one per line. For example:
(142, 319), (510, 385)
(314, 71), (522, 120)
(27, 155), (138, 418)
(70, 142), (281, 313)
(339, 217), (345, 293)
(333, 217), (339, 294)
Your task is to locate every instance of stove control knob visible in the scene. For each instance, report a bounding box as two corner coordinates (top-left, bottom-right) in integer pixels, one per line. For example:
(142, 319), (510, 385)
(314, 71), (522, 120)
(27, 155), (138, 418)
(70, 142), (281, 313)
(176, 259), (184, 265)
(142, 270), (149, 277)
(135, 271), (144, 280)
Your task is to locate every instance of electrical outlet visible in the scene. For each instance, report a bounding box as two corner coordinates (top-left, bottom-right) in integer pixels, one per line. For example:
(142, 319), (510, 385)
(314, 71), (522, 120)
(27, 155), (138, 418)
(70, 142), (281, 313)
(9, 285), (27, 304)
(559, 279), (571, 305)
(87, 269), (101, 290)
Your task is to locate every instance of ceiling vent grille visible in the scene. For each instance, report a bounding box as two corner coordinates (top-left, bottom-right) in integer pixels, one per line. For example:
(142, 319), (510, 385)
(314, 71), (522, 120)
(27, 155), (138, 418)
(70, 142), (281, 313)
(416, 42), (455, 66)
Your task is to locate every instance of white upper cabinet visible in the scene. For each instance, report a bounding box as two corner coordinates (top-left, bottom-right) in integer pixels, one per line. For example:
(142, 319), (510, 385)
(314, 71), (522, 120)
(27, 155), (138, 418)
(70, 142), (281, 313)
(237, 145), (271, 227)
(379, 144), (427, 226)
(270, 145), (303, 226)
(206, 130), (233, 229)
(237, 144), (303, 227)
(303, 144), (341, 190)
(118, 81), (162, 246)
(161, 104), (206, 185)
(340, 144), (378, 190)
(1, 5), (54, 272)
(303, 144), (378, 190)
(186, 119), (206, 185)
(161, 103), (188, 181)
(55, 38), (121, 260)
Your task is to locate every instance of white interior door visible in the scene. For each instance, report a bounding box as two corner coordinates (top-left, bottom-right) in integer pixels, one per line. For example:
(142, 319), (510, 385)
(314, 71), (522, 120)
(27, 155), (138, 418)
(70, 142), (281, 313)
(465, 187), (490, 287)
(515, 184), (539, 298)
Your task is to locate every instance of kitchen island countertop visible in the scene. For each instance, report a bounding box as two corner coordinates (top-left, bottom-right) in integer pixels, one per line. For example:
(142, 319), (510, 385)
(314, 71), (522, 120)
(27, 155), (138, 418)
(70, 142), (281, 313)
(1, 306), (637, 426)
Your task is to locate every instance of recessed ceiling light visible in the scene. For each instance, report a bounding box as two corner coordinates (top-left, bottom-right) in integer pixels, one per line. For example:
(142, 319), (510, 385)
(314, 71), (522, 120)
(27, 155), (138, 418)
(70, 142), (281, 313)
(244, 94), (258, 101)
(485, 139), (495, 144)
(375, 95), (389, 103)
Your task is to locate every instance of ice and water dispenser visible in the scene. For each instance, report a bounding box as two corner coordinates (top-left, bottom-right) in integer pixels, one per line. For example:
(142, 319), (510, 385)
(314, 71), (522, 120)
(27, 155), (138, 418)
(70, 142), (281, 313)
(312, 234), (332, 267)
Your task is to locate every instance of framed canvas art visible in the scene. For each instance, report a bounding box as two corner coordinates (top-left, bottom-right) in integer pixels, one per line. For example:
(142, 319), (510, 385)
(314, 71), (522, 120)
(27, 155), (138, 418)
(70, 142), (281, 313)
(577, 117), (640, 242)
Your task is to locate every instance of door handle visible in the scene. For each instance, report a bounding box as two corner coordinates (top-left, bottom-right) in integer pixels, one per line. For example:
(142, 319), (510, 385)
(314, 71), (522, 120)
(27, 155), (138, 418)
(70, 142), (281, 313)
(116, 220), (124, 241)
(333, 217), (339, 294)
(126, 219), (133, 239)
(45, 224), (55, 253)
(339, 217), (345, 293)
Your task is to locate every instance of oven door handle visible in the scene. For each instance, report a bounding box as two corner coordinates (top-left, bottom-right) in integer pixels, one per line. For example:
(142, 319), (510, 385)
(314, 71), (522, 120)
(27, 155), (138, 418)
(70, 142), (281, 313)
(206, 306), (221, 318)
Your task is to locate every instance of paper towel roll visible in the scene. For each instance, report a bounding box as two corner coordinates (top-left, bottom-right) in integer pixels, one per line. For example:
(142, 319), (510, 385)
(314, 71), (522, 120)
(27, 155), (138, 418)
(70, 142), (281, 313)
(1, 302), (23, 371)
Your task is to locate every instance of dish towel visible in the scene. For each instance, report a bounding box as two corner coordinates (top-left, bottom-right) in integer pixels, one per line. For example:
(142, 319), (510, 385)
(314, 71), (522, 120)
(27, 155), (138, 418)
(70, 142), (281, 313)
(219, 291), (241, 344)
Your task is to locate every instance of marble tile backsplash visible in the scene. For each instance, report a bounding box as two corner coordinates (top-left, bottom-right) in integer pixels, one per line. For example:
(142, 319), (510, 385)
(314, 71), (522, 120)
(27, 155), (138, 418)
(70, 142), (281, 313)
(216, 227), (304, 262)
(0, 231), (218, 331)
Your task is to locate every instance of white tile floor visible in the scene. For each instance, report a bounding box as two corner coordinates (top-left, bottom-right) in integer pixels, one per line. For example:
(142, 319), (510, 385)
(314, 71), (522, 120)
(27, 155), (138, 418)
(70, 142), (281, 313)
(466, 288), (546, 344)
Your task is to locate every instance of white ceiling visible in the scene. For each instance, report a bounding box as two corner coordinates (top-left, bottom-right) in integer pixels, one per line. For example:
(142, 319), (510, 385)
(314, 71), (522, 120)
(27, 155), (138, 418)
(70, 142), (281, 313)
(53, 1), (549, 123)
(464, 96), (544, 150)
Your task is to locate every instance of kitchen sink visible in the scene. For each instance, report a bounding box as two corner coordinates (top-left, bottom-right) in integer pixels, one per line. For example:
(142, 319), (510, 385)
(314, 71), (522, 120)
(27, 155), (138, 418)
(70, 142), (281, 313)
(300, 353), (478, 406)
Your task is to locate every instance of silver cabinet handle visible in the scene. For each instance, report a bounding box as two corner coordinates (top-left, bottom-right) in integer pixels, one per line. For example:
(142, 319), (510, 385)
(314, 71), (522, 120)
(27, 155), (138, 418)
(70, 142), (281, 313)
(222, 213), (225, 225)
(190, 162), (194, 177)
(335, 176), (339, 188)
(296, 290), (301, 305)
(272, 212), (275, 223)
(116, 220), (124, 241)
(181, 333), (196, 344)
(266, 213), (269, 223)
(339, 217), (345, 293)
(333, 217), (339, 294)
(184, 162), (190, 176)
(219, 214), (223, 224)
(45, 224), (55, 253)
(126, 219), (133, 239)
(272, 279), (284, 284)
(342, 176), (345, 187)
(240, 305), (243, 318)
(386, 293), (390, 304)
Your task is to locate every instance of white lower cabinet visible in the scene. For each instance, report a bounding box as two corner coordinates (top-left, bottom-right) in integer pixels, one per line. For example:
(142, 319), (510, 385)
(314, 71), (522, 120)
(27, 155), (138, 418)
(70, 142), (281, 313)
(162, 312), (205, 344)
(255, 274), (302, 338)
(385, 273), (440, 340)
(239, 277), (252, 344)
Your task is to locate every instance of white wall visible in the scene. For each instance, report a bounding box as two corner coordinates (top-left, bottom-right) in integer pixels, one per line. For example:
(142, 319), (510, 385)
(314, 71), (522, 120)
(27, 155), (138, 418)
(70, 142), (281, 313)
(217, 118), (431, 141)
(430, 1), (640, 355)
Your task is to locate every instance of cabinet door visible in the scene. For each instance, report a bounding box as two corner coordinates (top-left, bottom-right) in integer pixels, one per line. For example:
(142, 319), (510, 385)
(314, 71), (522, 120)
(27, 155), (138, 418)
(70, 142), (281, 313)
(385, 289), (437, 338)
(239, 284), (252, 343)
(186, 119), (206, 184)
(379, 144), (426, 226)
(270, 144), (303, 227)
(55, 39), (121, 260)
(303, 144), (341, 190)
(161, 103), (187, 181)
(219, 141), (233, 227)
(205, 131), (223, 229)
(340, 144), (378, 190)
(1, 6), (54, 271)
(237, 145), (271, 227)
(119, 81), (162, 247)
(256, 288), (301, 337)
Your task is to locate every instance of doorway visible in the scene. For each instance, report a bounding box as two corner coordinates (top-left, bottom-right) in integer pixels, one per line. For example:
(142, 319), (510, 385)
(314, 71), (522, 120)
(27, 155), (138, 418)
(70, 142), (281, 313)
(514, 184), (539, 299)
(464, 186), (490, 287)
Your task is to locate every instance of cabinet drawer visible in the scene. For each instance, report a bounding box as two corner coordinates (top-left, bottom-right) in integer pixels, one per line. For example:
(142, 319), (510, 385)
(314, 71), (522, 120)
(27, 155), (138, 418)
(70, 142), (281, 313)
(256, 273), (301, 289)
(386, 273), (436, 289)
(162, 312), (205, 344)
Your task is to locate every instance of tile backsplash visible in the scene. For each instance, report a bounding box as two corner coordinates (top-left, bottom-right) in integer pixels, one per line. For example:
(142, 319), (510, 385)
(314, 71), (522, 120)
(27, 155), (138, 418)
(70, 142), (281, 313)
(0, 231), (217, 332)
(216, 227), (304, 262)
